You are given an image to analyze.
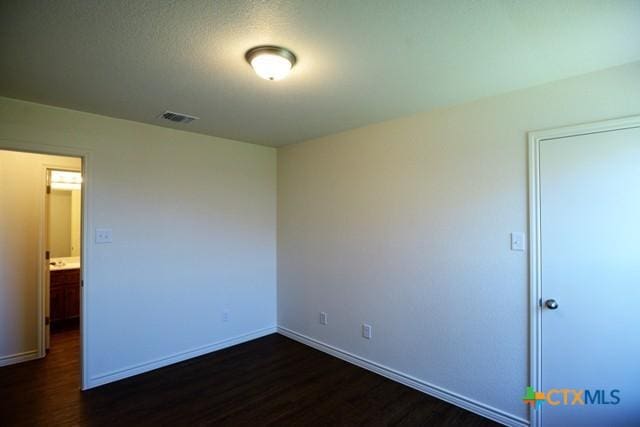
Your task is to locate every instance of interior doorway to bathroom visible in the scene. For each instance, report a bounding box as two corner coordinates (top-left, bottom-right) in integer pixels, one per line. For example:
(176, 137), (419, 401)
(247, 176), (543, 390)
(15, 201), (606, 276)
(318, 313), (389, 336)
(0, 149), (84, 388)
(45, 168), (82, 346)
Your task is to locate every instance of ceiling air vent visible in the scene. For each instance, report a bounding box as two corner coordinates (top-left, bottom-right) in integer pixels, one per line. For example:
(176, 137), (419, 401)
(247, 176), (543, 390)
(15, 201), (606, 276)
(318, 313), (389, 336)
(159, 110), (199, 124)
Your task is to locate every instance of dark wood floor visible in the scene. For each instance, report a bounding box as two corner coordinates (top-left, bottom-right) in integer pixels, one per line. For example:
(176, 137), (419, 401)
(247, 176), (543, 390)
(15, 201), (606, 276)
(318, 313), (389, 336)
(0, 329), (498, 426)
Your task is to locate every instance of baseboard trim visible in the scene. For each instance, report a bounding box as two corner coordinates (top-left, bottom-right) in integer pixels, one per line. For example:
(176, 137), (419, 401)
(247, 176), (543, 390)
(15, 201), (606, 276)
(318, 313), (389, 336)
(0, 349), (41, 367)
(87, 326), (277, 389)
(277, 326), (528, 427)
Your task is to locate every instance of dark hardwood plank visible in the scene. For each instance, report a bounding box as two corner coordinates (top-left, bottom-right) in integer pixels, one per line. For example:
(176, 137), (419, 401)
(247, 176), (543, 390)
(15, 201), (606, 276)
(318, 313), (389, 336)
(0, 329), (499, 426)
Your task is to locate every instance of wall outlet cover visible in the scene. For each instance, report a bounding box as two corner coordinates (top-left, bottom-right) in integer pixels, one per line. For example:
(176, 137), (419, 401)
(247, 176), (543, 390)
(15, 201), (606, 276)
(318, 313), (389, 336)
(95, 228), (113, 244)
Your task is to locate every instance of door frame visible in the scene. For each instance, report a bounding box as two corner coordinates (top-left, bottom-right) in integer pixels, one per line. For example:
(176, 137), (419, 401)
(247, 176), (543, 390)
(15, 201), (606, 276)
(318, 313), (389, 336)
(42, 165), (83, 352)
(527, 115), (640, 427)
(0, 138), (92, 390)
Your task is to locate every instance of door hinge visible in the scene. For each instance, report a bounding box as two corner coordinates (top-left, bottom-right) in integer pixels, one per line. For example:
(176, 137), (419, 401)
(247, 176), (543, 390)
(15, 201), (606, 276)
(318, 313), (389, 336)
(81, 279), (84, 288)
(46, 184), (51, 194)
(45, 250), (50, 260)
(45, 316), (50, 325)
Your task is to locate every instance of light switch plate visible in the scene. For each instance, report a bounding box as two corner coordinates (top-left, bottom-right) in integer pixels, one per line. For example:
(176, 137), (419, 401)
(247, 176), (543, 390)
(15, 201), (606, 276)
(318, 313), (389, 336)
(319, 312), (328, 325)
(95, 228), (113, 244)
(362, 323), (372, 339)
(511, 232), (525, 251)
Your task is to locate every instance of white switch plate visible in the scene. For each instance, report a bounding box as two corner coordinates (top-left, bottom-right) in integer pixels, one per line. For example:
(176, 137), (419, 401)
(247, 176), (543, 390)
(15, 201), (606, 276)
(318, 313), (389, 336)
(511, 232), (525, 251)
(362, 323), (372, 339)
(95, 228), (113, 244)
(319, 312), (328, 325)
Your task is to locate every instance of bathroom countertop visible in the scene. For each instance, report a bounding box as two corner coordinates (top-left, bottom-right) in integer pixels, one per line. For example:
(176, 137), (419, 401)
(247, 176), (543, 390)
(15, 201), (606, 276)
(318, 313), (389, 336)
(50, 256), (81, 271)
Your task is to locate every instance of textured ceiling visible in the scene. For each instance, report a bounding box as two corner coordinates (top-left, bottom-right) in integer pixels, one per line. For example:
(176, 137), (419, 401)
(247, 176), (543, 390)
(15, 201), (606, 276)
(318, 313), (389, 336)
(1, 1), (639, 146)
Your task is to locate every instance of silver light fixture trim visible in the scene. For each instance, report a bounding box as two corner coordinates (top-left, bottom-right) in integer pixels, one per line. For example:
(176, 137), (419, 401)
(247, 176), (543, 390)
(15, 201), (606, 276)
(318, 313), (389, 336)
(245, 45), (297, 81)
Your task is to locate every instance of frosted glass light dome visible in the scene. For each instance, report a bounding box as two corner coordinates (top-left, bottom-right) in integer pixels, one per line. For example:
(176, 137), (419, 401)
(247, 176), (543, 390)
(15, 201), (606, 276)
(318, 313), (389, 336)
(246, 46), (297, 81)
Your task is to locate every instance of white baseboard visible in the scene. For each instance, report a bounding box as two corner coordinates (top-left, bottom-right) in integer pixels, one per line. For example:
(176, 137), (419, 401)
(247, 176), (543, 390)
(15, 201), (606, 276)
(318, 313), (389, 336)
(86, 326), (277, 389)
(277, 326), (528, 427)
(0, 349), (41, 367)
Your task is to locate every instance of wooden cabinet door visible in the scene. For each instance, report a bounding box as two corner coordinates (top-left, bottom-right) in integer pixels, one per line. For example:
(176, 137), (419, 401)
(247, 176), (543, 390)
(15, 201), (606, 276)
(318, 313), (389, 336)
(50, 287), (65, 322)
(50, 269), (80, 324)
(65, 285), (80, 319)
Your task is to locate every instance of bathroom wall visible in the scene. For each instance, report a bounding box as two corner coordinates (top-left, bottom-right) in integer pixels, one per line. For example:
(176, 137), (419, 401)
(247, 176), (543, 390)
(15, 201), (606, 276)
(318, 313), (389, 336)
(70, 190), (81, 256)
(49, 189), (72, 257)
(48, 186), (82, 258)
(0, 150), (81, 366)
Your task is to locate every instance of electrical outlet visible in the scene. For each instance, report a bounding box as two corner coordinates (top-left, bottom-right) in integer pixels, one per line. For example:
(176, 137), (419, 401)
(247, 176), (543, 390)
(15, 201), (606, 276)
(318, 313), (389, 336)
(362, 323), (372, 339)
(222, 310), (229, 322)
(319, 312), (328, 325)
(95, 228), (113, 244)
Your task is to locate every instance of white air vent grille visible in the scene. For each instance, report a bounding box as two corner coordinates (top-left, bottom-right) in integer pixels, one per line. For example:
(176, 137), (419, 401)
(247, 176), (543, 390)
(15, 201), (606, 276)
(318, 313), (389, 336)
(159, 110), (199, 124)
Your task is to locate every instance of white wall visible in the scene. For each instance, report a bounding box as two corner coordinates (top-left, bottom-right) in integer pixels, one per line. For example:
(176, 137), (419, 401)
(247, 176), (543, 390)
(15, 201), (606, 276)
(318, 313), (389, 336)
(2, 59), (638, 419)
(0, 97), (277, 385)
(0, 151), (81, 364)
(277, 61), (640, 424)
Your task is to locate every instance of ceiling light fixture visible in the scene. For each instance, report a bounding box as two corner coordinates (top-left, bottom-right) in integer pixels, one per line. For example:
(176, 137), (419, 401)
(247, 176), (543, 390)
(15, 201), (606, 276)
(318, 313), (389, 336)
(50, 170), (82, 191)
(245, 45), (297, 81)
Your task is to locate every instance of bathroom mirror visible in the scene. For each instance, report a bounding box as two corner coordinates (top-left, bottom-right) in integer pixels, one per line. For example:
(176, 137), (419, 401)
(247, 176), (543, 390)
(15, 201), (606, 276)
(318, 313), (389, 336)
(49, 170), (82, 258)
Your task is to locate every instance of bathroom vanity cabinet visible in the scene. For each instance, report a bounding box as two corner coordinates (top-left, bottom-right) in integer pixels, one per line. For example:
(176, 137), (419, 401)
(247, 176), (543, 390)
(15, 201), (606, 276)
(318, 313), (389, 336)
(50, 268), (80, 325)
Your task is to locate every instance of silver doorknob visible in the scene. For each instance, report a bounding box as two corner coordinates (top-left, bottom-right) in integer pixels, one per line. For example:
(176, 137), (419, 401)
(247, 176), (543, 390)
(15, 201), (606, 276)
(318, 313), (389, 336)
(545, 299), (559, 310)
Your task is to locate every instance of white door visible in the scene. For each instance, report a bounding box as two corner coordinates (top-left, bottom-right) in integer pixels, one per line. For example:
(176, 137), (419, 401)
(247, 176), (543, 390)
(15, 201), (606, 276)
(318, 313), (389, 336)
(539, 126), (640, 426)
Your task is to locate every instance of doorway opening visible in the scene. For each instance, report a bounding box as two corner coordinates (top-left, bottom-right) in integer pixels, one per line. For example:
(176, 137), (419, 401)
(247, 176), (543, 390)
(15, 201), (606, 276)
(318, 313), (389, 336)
(46, 169), (82, 339)
(0, 149), (84, 390)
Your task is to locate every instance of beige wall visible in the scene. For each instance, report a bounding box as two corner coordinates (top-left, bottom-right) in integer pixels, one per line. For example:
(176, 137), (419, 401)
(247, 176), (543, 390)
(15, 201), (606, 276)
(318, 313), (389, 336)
(277, 61), (640, 423)
(0, 150), (81, 364)
(49, 187), (82, 258)
(49, 189), (72, 257)
(70, 189), (81, 257)
(0, 98), (277, 384)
